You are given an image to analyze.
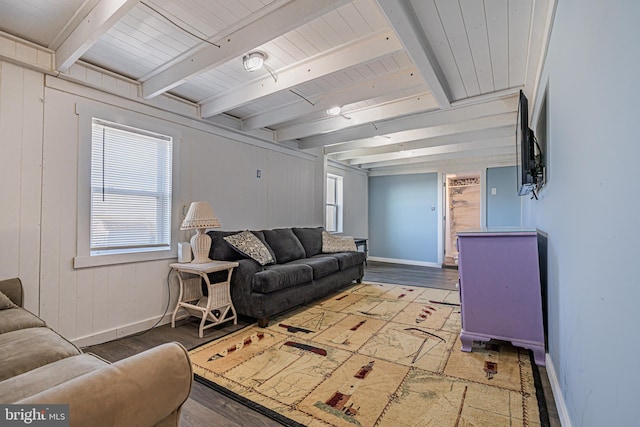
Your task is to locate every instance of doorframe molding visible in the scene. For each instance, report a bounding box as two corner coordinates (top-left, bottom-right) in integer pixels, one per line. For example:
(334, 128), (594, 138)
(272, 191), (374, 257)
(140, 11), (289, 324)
(440, 169), (487, 266)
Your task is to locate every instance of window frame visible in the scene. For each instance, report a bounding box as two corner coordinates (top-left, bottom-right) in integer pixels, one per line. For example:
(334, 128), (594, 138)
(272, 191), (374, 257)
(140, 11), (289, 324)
(74, 104), (181, 269)
(325, 173), (344, 233)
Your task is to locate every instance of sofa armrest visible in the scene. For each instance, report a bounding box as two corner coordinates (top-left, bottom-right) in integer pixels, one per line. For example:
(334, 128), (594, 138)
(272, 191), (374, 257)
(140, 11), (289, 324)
(18, 342), (193, 427)
(0, 277), (23, 307)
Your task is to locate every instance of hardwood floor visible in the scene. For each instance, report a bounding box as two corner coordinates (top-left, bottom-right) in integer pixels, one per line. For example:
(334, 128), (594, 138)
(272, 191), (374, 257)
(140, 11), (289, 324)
(84, 261), (559, 427)
(363, 260), (458, 290)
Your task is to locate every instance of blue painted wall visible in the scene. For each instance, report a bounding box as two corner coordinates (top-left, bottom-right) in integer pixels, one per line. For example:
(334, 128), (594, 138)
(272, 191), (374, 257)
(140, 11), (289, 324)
(521, 2), (640, 425)
(486, 166), (521, 227)
(368, 173), (439, 263)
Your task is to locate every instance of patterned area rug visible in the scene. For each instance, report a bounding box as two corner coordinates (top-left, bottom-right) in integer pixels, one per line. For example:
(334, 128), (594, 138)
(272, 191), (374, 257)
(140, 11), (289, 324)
(190, 283), (548, 427)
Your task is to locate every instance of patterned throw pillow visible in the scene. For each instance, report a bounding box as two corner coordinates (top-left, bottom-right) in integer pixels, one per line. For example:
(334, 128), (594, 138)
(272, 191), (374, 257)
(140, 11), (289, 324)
(224, 231), (275, 266)
(0, 290), (16, 310)
(322, 231), (357, 253)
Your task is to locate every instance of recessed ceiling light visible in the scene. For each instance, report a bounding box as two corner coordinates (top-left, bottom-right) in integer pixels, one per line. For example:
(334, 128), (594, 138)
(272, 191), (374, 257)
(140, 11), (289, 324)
(326, 106), (342, 116)
(243, 52), (266, 72)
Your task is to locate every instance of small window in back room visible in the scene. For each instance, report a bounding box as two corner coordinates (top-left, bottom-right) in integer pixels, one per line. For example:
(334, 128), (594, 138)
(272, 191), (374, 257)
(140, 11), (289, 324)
(90, 118), (173, 255)
(326, 173), (343, 233)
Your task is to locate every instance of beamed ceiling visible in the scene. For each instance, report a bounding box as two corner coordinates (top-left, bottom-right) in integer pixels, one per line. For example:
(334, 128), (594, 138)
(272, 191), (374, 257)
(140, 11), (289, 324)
(0, 0), (555, 175)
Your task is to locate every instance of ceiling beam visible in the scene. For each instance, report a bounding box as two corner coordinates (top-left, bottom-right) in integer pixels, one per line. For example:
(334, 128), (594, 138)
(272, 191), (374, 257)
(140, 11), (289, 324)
(301, 94), (517, 149)
(349, 136), (513, 165)
(55, 0), (139, 72)
(326, 112), (515, 155)
(276, 92), (437, 142)
(376, 0), (451, 108)
(242, 66), (425, 130)
(360, 145), (515, 169)
(141, 0), (352, 99)
(334, 125), (514, 161)
(368, 153), (516, 176)
(200, 29), (404, 118)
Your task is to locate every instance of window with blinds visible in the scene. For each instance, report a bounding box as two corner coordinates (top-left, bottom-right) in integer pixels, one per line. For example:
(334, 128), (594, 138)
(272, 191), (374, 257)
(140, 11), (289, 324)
(90, 118), (173, 255)
(326, 173), (343, 233)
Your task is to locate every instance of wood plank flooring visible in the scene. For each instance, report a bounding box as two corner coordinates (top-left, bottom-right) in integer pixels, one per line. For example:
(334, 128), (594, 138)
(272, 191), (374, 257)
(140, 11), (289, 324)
(83, 261), (560, 427)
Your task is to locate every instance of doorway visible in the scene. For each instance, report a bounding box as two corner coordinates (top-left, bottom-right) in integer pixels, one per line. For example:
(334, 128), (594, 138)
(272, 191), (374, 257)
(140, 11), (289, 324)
(443, 173), (481, 267)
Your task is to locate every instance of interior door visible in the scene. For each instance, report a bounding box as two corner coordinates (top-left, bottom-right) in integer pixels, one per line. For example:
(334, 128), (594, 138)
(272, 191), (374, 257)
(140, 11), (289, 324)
(443, 173), (481, 266)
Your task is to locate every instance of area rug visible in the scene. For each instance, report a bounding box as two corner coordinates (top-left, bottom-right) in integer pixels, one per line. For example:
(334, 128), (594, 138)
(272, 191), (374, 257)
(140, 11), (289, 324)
(190, 282), (548, 427)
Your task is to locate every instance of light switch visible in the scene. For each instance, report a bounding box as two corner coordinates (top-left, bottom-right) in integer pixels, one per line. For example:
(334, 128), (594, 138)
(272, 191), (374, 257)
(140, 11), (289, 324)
(491, 187), (497, 195)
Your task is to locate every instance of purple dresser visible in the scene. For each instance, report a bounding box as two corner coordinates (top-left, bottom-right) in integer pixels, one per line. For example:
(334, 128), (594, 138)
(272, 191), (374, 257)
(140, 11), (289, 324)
(457, 229), (545, 366)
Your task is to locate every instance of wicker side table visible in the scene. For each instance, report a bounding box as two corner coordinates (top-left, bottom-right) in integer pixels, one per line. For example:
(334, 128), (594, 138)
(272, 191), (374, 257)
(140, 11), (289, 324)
(170, 260), (239, 338)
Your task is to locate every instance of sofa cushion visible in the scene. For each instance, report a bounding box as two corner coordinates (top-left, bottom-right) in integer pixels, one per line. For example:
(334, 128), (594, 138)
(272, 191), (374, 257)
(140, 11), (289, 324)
(322, 231), (357, 253)
(262, 228), (306, 264)
(0, 308), (45, 334)
(0, 290), (16, 310)
(252, 264), (313, 293)
(207, 230), (245, 261)
(292, 227), (324, 257)
(0, 353), (107, 403)
(288, 257), (339, 280)
(0, 327), (81, 382)
(315, 252), (366, 271)
(224, 231), (275, 266)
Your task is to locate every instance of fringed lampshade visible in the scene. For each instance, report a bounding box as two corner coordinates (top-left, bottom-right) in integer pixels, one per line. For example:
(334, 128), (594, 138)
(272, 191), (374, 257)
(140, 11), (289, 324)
(180, 201), (221, 263)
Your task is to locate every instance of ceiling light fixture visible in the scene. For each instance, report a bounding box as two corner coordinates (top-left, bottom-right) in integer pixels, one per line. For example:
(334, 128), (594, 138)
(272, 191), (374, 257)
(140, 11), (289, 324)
(326, 106), (342, 116)
(243, 51), (266, 72)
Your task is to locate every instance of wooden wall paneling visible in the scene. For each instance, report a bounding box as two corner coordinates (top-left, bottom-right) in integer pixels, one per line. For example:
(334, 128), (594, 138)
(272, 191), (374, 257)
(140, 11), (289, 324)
(343, 169), (368, 238)
(17, 67), (44, 314)
(0, 63), (23, 282)
(47, 88), (79, 338)
(91, 265), (111, 336)
(265, 151), (316, 228)
(0, 62), (44, 314)
(107, 264), (125, 339)
(75, 267), (94, 339)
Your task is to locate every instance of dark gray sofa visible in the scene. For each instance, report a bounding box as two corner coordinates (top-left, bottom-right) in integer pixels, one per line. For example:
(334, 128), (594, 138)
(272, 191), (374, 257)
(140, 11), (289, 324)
(207, 227), (365, 327)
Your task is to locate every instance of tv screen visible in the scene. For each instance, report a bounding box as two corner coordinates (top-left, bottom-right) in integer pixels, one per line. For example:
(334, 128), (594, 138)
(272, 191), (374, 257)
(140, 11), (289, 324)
(516, 90), (536, 196)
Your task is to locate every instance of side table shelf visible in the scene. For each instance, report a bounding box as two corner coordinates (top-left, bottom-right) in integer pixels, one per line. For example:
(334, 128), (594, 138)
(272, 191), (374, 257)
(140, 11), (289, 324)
(170, 260), (239, 338)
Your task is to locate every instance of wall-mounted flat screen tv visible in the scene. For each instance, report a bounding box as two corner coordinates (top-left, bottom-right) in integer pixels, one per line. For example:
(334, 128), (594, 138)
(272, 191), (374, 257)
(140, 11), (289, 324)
(516, 90), (540, 197)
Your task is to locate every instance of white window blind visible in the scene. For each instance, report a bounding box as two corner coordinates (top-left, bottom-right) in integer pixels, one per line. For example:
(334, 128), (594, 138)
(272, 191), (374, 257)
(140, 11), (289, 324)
(90, 119), (173, 254)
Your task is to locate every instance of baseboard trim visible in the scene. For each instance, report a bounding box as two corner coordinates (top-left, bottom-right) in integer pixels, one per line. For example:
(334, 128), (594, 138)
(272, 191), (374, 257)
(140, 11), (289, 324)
(71, 313), (174, 348)
(367, 256), (441, 268)
(545, 353), (572, 427)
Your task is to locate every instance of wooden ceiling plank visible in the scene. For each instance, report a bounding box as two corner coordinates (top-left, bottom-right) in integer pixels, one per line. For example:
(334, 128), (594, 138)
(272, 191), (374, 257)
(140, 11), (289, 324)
(484, 0), (509, 91)
(276, 92), (437, 142)
(507, 0), (532, 88)
(55, 0), (139, 72)
(334, 124), (514, 161)
(367, 153), (515, 175)
(376, 0), (452, 108)
(433, 0), (481, 97)
(242, 66), (423, 130)
(359, 144), (514, 168)
(331, 112), (515, 157)
(346, 136), (513, 165)
(200, 29), (404, 118)
(300, 94), (517, 149)
(459, 0), (495, 94)
(141, 0), (352, 99)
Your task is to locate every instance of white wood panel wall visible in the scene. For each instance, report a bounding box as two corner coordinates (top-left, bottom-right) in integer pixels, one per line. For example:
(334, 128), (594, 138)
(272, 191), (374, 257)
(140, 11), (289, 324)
(0, 62), (343, 345)
(327, 163), (369, 238)
(0, 62), (44, 314)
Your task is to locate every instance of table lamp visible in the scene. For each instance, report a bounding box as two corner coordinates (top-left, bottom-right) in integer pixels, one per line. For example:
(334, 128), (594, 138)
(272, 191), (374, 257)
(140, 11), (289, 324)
(180, 201), (221, 263)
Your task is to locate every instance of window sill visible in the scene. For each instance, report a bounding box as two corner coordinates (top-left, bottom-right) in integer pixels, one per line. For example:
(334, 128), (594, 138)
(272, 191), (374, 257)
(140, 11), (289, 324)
(74, 248), (176, 269)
